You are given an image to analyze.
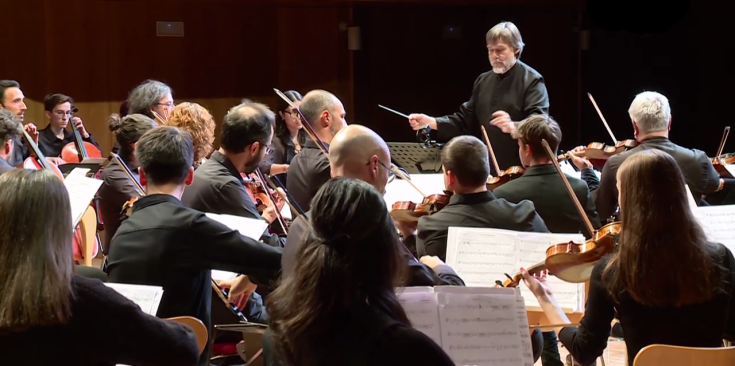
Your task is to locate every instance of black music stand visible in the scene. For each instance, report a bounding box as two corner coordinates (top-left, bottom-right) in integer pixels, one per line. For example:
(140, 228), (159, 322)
(59, 162), (104, 177)
(387, 142), (443, 174)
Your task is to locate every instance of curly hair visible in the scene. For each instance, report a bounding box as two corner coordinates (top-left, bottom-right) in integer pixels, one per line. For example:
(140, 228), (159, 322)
(166, 102), (216, 164)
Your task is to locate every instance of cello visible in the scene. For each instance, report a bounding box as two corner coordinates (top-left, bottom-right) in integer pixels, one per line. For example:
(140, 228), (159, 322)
(498, 139), (619, 287)
(60, 107), (102, 163)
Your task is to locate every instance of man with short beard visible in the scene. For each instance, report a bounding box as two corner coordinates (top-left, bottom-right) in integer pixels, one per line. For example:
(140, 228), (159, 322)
(407, 21), (549, 174)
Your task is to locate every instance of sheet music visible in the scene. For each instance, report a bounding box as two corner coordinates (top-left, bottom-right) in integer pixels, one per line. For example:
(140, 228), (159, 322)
(693, 205), (735, 253)
(211, 270), (238, 282)
(725, 164), (735, 178)
(105, 283), (163, 315)
(684, 185), (698, 214)
(64, 169), (103, 227)
(397, 288), (442, 346)
(446, 227), (585, 312)
(205, 213), (269, 241)
(437, 289), (529, 366)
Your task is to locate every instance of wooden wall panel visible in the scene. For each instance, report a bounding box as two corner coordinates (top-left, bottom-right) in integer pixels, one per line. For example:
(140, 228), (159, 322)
(0, 0), (352, 156)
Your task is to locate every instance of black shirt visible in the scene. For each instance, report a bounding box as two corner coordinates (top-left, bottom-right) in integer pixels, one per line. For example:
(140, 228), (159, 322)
(0, 275), (199, 366)
(37, 124), (100, 158)
(558, 243), (735, 366)
(0, 156), (14, 175)
(107, 194), (282, 366)
(286, 140), (330, 212)
(493, 164), (602, 238)
(259, 135), (298, 186)
(435, 60), (549, 174)
(181, 151), (285, 247)
(416, 190), (549, 261)
(595, 137), (720, 220)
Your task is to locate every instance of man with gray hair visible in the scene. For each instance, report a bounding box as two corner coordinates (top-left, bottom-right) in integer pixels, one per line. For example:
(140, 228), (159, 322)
(0, 109), (22, 175)
(126, 79), (174, 123)
(287, 89), (347, 211)
(595, 91), (721, 220)
(408, 21), (549, 174)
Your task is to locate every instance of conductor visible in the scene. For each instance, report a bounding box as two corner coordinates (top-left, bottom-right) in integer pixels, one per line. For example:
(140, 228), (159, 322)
(407, 21), (549, 174)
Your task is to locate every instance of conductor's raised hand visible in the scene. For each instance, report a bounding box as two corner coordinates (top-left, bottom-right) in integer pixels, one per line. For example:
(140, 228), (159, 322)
(407, 114), (437, 131)
(490, 111), (515, 134)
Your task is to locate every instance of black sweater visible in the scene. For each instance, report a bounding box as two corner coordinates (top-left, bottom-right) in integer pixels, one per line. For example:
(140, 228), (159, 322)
(0, 275), (199, 366)
(559, 243), (735, 366)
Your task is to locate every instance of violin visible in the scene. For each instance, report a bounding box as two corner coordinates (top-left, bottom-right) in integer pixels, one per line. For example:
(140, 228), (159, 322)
(21, 129), (64, 180)
(60, 107), (102, 163)
(112, 153), (146, 219)
(497, 139), (619, 287)
(480, 126), (525, 190)
(390, 191), (453, 223)
(710, 127), (733, 178)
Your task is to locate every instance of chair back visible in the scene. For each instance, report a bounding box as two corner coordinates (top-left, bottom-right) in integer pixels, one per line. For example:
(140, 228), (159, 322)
(634, 344), (735, 366)
(166, 316), (209, 355)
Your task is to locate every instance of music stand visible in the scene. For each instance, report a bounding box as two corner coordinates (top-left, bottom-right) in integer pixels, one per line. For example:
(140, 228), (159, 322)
(59, 162), (104, 177)
(387, 142), (442, 174)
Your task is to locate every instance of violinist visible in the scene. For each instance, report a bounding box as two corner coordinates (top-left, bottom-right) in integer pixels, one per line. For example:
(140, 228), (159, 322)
(0, 80), (48, 166)
(414, 135), (548, 261)
(106, 126), (283, 366)
(521, 150), (735, 366)
(406, 22), (549, 174)
(594, 91), (721, 220)
(283, 124), (465, 287)
(0, 169), (200, 366)
(0, 109), (21, 175)
(181, 100), (286, 248)
(37, 93), (100, 159)
(97, 113), (156, 253)
(126, 79), (174, 123)
(258, 90), (304, 185)
(166, 102), (216, 168)
(286, 89), (347, 212)
(494, 115), (602, 238)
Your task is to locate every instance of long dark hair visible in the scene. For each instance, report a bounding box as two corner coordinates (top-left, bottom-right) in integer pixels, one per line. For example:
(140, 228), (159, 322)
(108, 113), (157, 161)
(266, 177), (409, 366)
(275, 90), (306, 151)
(0, 169), (74, 333)
(603, 150), (725, 307)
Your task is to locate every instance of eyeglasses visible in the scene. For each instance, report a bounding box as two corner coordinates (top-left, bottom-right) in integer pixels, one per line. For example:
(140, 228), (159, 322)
(53, 110), (73, 117)
(370, 160), (396, 183)
(156, 102), (175, 107)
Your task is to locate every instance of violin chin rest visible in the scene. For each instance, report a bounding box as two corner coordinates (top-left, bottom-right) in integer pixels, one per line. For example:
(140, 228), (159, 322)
(389, 209), (424, 223)
(546, 255), (596, 283)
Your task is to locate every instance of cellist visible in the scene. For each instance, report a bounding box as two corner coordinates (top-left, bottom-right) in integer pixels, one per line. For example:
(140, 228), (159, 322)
(37, 93), (100, 158)
(520, 150), (735, 366)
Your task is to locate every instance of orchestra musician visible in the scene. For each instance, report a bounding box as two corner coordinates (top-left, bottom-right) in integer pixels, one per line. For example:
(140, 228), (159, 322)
(182, 100), (286, 247)
(494, 115), (602, 238)
(286, 89), (347, 211)
(0, 109), (21, 175)
(413, 135), (548, 261)
(258, 89), (304, 185)
(407, 21), (549, 173)
(0, 80), (55, 166)
(283, 124), (465, 287)
(37, 93), (100, 158)
(106, 126), (283, 366)
(97, 113), (156, 253)
(165, 102), (216, 168)
(126, 79), (174, 123)
(594, 91), (721, 220)
(521, 150), (735, 366)
(264, 177), (456, 366)
(0, 169), (199, 366)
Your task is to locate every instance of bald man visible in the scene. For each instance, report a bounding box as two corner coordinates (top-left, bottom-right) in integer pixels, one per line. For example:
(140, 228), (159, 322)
(282, 124), (464, 287)
(286, 89), (348, 212)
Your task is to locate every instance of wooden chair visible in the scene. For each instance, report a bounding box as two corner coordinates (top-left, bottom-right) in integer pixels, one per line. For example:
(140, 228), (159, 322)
(634, 344), (735, 366)
(167, 316), (209, 355)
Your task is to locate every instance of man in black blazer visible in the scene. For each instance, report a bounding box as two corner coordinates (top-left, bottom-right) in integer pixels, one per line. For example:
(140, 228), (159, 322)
(414, 135), (548, 262)
(595, 91), (723, 219)
(493, 115), (602, 238)
(107, 127), (282, 366)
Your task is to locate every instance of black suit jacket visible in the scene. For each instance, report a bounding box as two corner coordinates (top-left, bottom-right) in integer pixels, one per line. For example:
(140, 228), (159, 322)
(435, 61), (549, 174)
(595, 137), (720, 220)
(416, 190), (548, 261)
(283, 212), (465, 287)
(493, 164), (602, 238)
(181, 151), (285, 247)
(107, 194), (282, 366)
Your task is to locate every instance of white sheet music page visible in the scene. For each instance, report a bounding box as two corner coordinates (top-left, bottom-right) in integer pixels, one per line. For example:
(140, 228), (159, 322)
(396, 287), (442, 346)
(64, 168), (103, 227)
(517, 232), (585, 311)
(445, 227), (517, 287)
(693, 205), (735, 253)
(205, 213), (268, 241)
(211, 270), (238, 282)
(436, 287), (531, 366)
(105, 283), (163, 315)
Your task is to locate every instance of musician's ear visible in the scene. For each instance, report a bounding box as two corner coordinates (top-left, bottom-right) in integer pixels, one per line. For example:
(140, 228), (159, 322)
(45, 110), (51, 119)
(4, 139), (11, 155)
(138, 167), (147, 187)
(668, 115), (672, 131)
(184, 166), (194, 186)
